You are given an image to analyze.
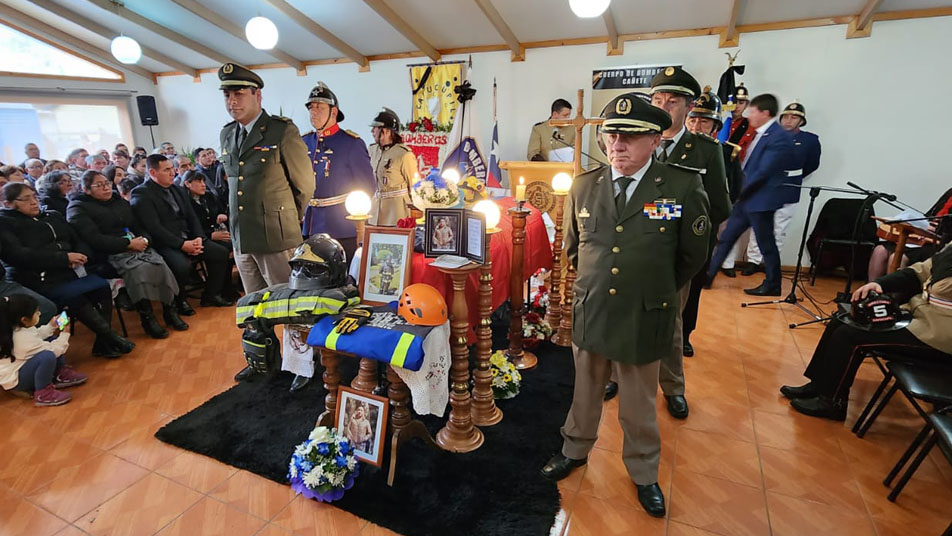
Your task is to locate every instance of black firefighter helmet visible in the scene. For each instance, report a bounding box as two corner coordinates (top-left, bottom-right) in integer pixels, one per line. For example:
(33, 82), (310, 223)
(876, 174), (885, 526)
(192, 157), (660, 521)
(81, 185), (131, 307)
(688, 86), (723, 129)
(370, 107), (401, 131)
(288, 234), (348, 291)
(306, 81), (344, 122)
(849, 291), (906, 331)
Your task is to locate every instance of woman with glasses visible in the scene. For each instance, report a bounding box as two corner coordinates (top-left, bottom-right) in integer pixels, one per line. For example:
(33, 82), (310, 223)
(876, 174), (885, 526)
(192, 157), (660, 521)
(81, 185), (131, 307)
(23, 159), (44, 186)
(0, 182), (135, 358)
(35, 171), (73, 214)
(67, 171), (184, 339)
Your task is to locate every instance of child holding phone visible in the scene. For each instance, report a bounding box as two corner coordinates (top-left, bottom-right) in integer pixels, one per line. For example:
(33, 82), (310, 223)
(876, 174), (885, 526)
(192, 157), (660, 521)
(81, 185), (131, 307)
(0, 295), (87, 406)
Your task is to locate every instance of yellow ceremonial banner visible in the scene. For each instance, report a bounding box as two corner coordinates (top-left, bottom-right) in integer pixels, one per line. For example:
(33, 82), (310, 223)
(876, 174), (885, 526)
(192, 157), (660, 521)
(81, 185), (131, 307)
(410, 63), (463, 127)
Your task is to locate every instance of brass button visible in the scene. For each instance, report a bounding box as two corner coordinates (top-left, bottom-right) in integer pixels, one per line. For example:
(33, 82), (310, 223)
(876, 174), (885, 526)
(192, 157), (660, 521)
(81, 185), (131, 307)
(612, 246), (620, 253)
(659, 226), (666, 232)
(261, 158), (266, 162)
(237, 191), (243, 196)
(609, 288), (617, 296)
(239, 161), (244, 166)
(238, 176), (244, 181)
(662, 302), (668, 308)
(611, 267), (619, 275)
(615, 225), (623, 232)
(238, 206), (244, 211)
(238, 175), (243, 180)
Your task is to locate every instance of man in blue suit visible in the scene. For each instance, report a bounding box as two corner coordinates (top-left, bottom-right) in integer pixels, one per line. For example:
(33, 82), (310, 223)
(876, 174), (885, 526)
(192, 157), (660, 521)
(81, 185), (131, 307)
(744, 101), (821, 274)
(707, 94), (794, 296)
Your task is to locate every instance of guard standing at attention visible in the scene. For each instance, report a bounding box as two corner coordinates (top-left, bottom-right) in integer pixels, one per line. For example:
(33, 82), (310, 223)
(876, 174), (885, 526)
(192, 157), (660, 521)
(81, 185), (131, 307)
(728, 83), (756, 159)
(649, 67), (731, 420)
(302, 82), (377, 262)
(218, 62), (313, 382)
(368, 107), (417, 226)
(541, 93), (711, 518)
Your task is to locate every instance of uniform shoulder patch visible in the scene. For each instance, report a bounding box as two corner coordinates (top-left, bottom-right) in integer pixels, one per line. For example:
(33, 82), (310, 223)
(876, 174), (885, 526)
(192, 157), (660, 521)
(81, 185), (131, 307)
(344, 129), (361, 138)
(692, 215), (709, 236)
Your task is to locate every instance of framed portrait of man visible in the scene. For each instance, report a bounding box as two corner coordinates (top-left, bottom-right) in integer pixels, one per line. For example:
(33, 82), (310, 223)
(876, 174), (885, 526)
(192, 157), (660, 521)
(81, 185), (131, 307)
(335, 386), (389, 467)
(424, 209), (462, 257)
(359, 226), (414, 306)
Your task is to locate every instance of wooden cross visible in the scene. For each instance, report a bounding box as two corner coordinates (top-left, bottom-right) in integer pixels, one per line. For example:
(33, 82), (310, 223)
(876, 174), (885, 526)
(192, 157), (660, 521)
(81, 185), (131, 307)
(547, 88), (603, 176)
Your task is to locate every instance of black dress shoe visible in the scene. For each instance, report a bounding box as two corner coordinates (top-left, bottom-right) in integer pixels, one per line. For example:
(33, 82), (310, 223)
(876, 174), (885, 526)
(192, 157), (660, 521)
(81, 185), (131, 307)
(234, 366), (257, 382)
(540, 453), (587, 481)
(162, 305), (189, 331)
(604, 381), (618, 401)
(780, 382), (817, 400)
(289, 375), (310, 392)
(683, 340), (694, 357)
(200, 295), (236, 307)
(176, 298), (196, 316)
(790, 396), (847, 421)
(92, 336), (122, 358)
(665, 395), (689, 419)
(636, 483), (666, 517)
(744, 282), (782, 296)
(742, 263), (765, 276)
(720, 267), (737, 278)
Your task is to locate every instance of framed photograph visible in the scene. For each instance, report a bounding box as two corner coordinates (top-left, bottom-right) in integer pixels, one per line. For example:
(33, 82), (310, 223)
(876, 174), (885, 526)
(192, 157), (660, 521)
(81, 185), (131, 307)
(359, 226), (414, 306)
(335, 386), (389, 467)
(424, 208), (463, 258)
(463, 211), (486, 264)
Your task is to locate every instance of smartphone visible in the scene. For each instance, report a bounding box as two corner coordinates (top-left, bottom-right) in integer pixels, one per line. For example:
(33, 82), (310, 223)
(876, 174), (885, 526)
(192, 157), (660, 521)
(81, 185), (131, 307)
(56, 311), (70, 331)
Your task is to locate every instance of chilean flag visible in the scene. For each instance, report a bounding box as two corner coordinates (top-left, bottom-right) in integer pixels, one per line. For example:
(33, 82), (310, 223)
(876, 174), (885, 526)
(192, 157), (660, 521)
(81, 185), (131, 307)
(487, 121), (503, 191)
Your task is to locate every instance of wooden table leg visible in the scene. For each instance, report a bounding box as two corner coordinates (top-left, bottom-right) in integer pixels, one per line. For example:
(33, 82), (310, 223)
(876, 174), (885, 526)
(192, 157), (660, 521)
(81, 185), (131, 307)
(386, 365), (438, 486)
(351, 358), (378, 393)
(435, 264), (484, 453)
(888, 230), (909, 274)
(316, 348), (339, 428)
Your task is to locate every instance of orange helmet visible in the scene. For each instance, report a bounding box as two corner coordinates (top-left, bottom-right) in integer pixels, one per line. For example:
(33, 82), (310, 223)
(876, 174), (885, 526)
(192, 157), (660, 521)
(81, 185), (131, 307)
(398, 284), (448, 326)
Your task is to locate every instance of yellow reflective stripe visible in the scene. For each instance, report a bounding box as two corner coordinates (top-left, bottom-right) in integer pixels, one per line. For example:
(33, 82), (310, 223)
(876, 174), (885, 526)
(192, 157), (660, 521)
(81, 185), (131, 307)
(243, 340), (265, 348)
(325, 329), (341, 350)
(391, 333), (414, 368)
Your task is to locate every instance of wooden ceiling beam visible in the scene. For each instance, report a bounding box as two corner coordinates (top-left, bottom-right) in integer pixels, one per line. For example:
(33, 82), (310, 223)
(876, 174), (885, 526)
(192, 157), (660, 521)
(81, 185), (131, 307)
(362, 0), (441, 61)
(847, 0), (885, 38)
(85, 0), (230, 66)
(27, 0), (198, 78)
(602, 7), (622, 56)
(0, 3), (154, 81)
(169, 0), (307, 73)
(719, 0), (746, 48)
(473, 0), (523, 61)
(264, 0), (369, 71)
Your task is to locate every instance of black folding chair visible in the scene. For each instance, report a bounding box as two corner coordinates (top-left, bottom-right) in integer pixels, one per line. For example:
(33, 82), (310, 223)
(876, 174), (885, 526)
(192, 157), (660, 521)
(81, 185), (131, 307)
(884, 406), (952, 505)
(852, 360), (952, 438)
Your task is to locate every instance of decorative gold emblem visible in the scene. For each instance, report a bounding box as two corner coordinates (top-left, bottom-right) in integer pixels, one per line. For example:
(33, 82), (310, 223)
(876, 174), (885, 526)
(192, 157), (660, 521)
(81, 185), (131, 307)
(615, 98), (631, 115)
(223, 63), (234, 74)
(664, 67), (675, 76)
(579, 207), (590, 218)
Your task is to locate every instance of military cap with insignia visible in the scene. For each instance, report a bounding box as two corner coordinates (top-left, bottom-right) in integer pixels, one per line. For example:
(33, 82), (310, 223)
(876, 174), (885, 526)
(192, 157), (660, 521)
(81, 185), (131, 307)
(601, 92), (673, 134)
(688, 85), (723, 125)
(369, 107), (400, 131)
(734, 83), (750, 102)
(306, 81), (344, 122)
(781, 101), (807, 126)
(218, 63), (263, 90)
(650, 66), (701, 99)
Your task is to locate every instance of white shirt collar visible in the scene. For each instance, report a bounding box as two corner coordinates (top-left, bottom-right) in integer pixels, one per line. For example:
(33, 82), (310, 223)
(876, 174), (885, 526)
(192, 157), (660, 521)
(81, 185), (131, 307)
(665, 125), (686, 146)
(611, 158), (652, 183)
(239, 109), (264, 131)
(755, 117), (775, 135)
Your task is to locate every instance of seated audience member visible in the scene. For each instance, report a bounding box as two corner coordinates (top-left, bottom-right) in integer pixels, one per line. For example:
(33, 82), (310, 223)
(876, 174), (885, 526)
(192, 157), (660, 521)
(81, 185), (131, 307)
(0, 245), (57, 324)
(42, 160), (69, 175)
(117, 178), (138, 202)
(159, 142), (176, 156)
(22, 143), (46, 167)
(196, 148), (224, 199)
(67, 171), (185, 339)
(66, 148), (89, 180)
(115, 143), (130, 154)
(0, 170), (7, 189)
(782, 245), (952, 420)
(36, 171), (72, 215)
(172, 154), (194, 185)
(111, 150), (131, 171)
(127, 154), (147, 184)
(0, 165), (25, 184)
(85, 154), (107, 173)
(0, 183), (134, 358)
(132, 146), (147, 157)
(103, 165), (127, 192)
(23, 159), (44, 186)
(130, 155), (234, 311)
(868, 186), (952, 280)
(182, 171), (229, 243)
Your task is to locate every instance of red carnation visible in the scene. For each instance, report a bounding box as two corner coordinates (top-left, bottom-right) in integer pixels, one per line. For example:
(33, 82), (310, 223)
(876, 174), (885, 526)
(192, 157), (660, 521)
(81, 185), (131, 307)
(408, 122), (418, 132)
(396, 216), (416, 229)
(422, 117), (434, 132)
(526, 312), (541, 324)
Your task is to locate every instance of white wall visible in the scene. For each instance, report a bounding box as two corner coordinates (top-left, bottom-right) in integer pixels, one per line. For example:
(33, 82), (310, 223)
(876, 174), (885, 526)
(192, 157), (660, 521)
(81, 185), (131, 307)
(154, 16), (952, 264)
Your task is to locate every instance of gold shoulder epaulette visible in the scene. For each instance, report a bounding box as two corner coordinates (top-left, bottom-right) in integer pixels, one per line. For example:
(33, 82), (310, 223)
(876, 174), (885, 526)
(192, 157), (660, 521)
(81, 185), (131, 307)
(345, 129), (361, 138)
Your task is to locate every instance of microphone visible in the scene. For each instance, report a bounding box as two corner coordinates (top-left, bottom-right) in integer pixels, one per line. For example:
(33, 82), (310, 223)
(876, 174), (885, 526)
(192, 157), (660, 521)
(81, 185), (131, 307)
(550, 131), (609, 167)
(847, 181), (897, 202)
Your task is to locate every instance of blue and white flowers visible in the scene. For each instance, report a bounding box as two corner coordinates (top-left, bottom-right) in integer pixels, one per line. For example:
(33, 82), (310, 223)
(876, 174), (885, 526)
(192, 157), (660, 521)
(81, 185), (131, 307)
(288, 426), (359, 502)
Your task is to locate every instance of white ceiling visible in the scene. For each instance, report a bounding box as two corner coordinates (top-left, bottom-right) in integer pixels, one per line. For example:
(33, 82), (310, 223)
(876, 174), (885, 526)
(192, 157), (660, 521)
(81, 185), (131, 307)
(1, 0), (951, 76)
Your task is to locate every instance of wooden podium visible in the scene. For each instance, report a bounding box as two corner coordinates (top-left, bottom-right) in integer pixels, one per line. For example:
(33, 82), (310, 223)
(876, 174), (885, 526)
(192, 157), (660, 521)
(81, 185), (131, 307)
(498, 161), (573, 215)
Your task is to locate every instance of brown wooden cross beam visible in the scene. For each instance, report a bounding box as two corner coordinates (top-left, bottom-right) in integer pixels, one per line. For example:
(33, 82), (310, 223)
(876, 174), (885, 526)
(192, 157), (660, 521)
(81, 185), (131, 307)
(547, 88), (603, 176)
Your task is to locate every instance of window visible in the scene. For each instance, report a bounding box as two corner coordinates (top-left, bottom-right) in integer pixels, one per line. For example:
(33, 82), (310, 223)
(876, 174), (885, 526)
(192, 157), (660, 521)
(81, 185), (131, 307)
(0, 20), (123, 81)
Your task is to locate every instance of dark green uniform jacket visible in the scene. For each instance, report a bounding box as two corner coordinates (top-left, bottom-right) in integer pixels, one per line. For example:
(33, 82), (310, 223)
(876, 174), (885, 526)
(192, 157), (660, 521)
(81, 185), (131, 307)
(220, 109), (313, 254)
(565, 161), (711, 364)
(666, 130), (732, 231)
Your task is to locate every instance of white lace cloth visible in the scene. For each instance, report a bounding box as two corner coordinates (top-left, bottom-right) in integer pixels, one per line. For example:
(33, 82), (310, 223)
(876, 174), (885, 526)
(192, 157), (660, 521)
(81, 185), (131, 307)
(393, 321), (451, 417)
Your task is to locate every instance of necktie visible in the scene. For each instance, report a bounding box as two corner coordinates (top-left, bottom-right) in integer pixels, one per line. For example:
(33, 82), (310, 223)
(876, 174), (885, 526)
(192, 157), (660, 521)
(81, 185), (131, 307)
(236, 127), (246, 150)
(657, 139), (674, 162)
(615, 176), (633, 217)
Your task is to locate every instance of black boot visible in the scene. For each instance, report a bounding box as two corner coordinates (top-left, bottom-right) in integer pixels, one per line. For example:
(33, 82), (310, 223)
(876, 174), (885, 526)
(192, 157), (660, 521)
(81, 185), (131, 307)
(176, 295), (195, 316)
(74, 302), (135, 355)
(92, 335), (122, 358)
(162, 304), (189, 331)
(137, 300), (169, 339)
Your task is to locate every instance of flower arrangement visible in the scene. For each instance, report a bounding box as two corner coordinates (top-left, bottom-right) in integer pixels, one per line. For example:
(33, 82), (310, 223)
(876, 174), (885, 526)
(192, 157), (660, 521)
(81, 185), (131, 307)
(490, 350), (522, 399)
(411, 168), (461, 209)
(403, 117), (452, 133)
(523, 311), (553, 349)
(287, 426), (359, 502)
(528, 284), (549, 314)
(458, 175), (488, 205)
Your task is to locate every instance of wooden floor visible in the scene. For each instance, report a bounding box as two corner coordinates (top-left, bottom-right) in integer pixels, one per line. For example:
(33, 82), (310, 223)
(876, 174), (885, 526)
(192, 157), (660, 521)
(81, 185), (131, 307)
(1, 273), (950, 536)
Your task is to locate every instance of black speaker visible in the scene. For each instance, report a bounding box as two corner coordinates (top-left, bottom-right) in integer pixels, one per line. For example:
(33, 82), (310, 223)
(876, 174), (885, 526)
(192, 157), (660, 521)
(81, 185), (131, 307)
(136, 95), (159, 126)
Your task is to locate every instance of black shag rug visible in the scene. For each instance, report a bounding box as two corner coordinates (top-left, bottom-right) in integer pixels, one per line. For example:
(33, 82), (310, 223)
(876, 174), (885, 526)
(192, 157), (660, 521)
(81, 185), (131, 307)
(155, 336), (574, 536)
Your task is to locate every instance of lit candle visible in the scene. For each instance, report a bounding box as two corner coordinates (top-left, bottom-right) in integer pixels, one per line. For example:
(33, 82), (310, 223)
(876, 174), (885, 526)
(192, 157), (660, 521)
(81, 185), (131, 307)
(515, 176), (526, 201)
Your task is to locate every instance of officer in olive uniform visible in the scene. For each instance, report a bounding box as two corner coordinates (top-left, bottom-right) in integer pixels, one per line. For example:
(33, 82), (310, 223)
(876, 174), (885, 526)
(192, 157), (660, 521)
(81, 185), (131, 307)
(541, 93), (711, 518)
(368, 107), (417, 226)
(648, 67), (730, 419)
(218, 63), (313, 292)
(301, 82), (377, 262)
(527, 99), (576, 161)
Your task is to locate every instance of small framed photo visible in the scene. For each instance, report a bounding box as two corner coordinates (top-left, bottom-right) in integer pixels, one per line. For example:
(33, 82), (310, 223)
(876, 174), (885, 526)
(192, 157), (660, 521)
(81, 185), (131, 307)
(424, 208), (463, 258)
(335, 386), (389, 467)
(463, 210), (486, 264)
(359, 226), (414, 306)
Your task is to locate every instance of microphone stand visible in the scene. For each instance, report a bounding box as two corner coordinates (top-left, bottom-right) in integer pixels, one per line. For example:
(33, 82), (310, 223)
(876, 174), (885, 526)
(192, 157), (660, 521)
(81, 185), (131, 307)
(550, 133), (610, 168)
(838, 182), (905, 303)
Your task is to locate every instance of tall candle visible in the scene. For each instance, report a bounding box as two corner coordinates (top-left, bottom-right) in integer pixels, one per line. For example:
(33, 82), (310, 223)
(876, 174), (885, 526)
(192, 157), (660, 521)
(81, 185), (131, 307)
(515, 176), (526, 201)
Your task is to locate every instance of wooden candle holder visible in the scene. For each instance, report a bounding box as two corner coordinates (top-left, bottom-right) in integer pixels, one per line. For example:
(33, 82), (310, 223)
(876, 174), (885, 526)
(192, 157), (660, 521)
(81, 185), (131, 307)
(507, 204), (537, 370)
(546, 191), (567, 344)
(471, 229), (503, 427)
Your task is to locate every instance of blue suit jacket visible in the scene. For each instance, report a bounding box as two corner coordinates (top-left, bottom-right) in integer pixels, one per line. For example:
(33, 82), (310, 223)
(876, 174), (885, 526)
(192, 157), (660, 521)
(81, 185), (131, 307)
(780, 130), (822, 205)
(737, 121), (795, 212)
